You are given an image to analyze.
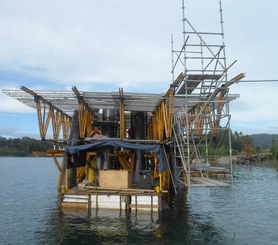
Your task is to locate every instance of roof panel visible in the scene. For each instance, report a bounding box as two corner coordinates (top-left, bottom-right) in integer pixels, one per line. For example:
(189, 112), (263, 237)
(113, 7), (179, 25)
(2, 87), (239, 115)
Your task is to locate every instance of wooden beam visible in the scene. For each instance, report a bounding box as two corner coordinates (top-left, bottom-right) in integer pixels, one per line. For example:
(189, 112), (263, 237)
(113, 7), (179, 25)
(164, 72), (186, 97)
(52, 154), (62, 172)
(21, 86), (71, 119)
(21, 86), (71, 140)
(58, 156), (66, 187)
(72, 86), (94, 138)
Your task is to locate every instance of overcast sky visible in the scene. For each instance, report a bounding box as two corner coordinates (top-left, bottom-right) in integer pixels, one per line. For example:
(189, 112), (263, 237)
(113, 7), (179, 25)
(0, 0), (277, 138)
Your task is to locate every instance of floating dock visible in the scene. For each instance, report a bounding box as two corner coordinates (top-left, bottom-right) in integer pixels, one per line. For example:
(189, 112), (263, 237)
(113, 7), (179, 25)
(60, 187), (163, 212)
(190, 178), (231, 187)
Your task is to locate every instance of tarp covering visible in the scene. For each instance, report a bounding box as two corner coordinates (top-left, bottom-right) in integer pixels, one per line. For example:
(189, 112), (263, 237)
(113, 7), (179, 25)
(65, 140), (167, 173)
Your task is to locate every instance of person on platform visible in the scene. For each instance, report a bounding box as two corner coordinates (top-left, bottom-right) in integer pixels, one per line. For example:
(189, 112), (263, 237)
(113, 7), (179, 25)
(90, 127), (102, 137)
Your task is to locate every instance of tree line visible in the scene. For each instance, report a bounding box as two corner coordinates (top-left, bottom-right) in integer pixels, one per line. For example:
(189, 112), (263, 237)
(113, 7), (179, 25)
(0, 136), (52, 156)
(0, 131), (277, 158)
(207, 130), (278, 159)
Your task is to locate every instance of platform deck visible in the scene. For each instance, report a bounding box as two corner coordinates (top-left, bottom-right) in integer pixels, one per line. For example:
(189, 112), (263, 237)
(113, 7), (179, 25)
(188, 177), (231, 187)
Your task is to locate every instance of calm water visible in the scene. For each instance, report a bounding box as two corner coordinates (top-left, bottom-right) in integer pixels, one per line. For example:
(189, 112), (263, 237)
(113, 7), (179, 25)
(0, 157), (278, 244)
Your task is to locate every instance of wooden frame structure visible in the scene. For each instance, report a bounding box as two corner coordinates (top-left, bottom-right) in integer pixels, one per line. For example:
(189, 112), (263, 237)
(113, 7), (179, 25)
(2, 0), (243, 196)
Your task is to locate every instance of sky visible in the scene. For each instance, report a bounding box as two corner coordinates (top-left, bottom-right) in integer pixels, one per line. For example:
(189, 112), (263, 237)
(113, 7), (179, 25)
(0, 0), (278, 139)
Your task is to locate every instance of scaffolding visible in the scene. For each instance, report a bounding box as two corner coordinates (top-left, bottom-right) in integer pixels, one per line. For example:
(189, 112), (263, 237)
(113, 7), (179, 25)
(170, 0), (244, 187)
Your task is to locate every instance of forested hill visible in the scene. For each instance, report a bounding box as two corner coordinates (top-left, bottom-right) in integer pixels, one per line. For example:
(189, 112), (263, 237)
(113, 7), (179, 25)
(0, 136), (52, 156)
(0, 133), (277, 156)
(250, 134), (278, 148)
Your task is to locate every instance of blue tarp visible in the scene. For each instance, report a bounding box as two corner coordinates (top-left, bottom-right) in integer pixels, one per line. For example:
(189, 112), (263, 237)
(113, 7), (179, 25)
(65, 140), (167, 173)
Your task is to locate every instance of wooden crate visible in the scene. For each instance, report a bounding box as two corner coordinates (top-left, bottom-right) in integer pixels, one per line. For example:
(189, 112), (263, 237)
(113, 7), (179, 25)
(99, 170), (132, 189)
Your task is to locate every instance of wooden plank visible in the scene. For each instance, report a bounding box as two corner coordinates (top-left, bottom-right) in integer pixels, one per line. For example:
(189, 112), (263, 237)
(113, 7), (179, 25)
(85, 186), (156, 194)
(202, 178), (230, 186)
(130, 204), (159, 209)
(190, 177), (230, 187)
(164, 72), (186, 97)
(62, 202), (87, 210)
(32, 150), (65, 156)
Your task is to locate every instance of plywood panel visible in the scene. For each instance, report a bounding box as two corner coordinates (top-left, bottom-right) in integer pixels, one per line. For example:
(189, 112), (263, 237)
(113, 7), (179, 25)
(99, 170), (132, 188)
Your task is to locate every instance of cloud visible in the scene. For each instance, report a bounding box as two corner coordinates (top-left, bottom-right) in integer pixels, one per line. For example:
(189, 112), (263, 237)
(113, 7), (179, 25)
(230, 82), (278, 120)
(0, 0), (278, 136)
(0, 125), (38, 139)
(0, 126), (20, 135)
(0, 0), (179, 87)
(0, 87), (34, 113)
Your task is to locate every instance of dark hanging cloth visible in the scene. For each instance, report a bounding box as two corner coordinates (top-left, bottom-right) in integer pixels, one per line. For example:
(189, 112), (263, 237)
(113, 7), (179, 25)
(65, 140), (167, 173)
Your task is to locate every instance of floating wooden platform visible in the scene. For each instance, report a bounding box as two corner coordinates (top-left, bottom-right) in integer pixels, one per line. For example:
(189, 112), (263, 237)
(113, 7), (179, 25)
(60, 186), (164, 212)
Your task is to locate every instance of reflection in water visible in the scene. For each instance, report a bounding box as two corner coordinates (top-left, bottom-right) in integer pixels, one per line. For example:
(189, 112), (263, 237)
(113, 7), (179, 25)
(39, 188), (228, 244)
(43, 209), (162, 243)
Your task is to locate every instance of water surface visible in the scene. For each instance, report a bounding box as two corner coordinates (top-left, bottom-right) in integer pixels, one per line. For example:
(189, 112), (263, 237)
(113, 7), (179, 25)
(0, 157), (277, 244)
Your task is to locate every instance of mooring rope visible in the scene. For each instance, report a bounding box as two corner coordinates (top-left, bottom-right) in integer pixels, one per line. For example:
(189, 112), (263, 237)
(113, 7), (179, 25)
(33, 152), (59, 187)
